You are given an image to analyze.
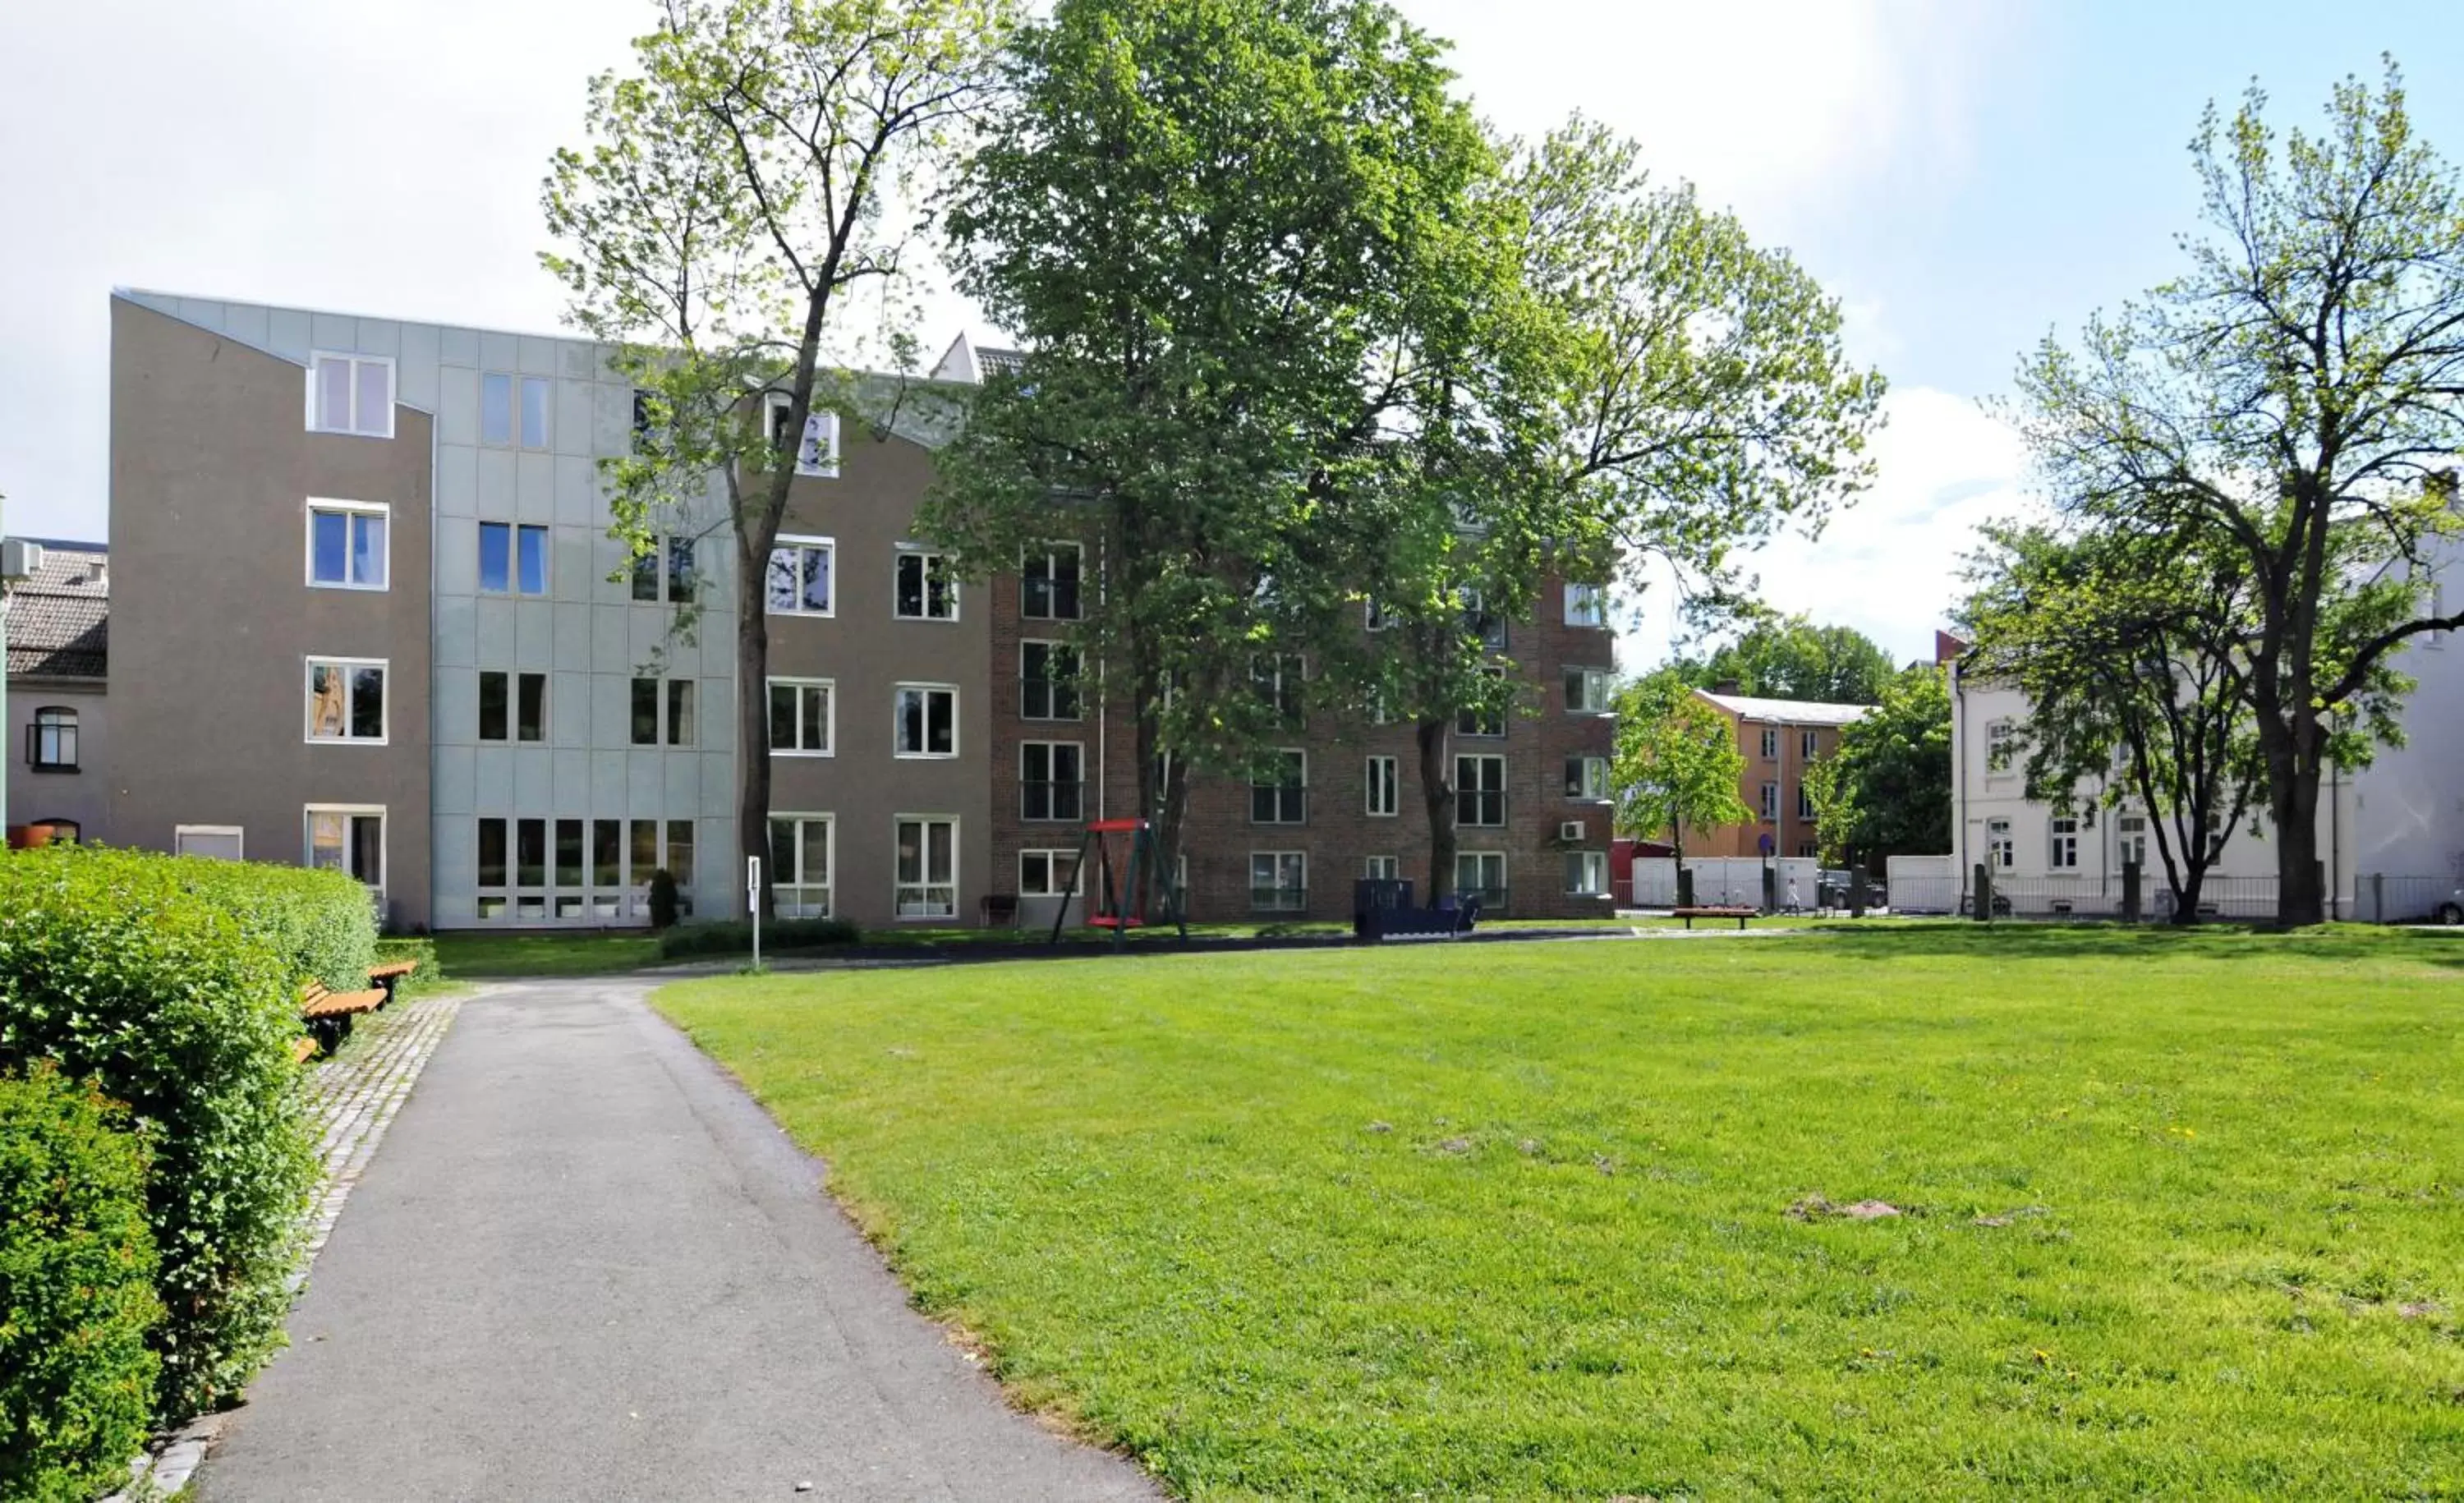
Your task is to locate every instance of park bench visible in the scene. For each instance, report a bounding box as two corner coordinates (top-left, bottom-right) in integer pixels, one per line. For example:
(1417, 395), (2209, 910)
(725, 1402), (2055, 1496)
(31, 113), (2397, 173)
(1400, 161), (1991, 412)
(300, 977), (388, 1053)
(367, 957), (420, 1004)
(1671, 904), (1758, 931)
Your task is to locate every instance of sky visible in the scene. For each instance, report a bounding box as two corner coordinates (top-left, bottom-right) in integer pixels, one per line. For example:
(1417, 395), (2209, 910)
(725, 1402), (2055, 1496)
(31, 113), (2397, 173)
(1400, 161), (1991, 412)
(2, 0), (2457, 669)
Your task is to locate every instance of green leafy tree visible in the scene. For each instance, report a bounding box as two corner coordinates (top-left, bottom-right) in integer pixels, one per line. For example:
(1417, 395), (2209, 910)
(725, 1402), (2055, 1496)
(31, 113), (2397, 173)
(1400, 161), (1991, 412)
(920, 0), (1508, 892)
(1802, 662), (1951, 873)
(544, 0), (1013, 913)
(1611, 669), (1751, 864)
(2008, 62), (2464, 924)
(1678, 614), (1896, 704)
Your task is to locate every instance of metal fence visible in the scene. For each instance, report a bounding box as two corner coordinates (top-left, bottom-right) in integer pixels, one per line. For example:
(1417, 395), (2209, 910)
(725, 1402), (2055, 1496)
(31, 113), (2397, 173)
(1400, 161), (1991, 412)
(1956, 871), (2458, 923)
(2353, 873), (2462, 924)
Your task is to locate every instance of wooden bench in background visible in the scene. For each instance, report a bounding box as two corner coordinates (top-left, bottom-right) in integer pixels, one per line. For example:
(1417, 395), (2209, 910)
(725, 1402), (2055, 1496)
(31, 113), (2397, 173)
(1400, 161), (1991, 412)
(367, 958), (419, 1004)
(1671, 905), (1758, 931)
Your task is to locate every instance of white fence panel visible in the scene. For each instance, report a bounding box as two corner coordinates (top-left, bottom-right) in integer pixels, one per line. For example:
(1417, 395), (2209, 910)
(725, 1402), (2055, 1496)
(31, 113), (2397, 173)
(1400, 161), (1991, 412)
(1632, 857), (1680, 908)
(1886, 854), (1957, 914)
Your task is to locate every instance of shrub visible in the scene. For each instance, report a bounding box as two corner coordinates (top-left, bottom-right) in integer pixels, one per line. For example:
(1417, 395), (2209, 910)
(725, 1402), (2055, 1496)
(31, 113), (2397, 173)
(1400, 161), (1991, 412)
(0, 846), (332, 1421)
(656, 916), (860, 959)
(0, 1065), (163, 1503)
(649, 867), (681, 931)
(373, 935), (439, 997)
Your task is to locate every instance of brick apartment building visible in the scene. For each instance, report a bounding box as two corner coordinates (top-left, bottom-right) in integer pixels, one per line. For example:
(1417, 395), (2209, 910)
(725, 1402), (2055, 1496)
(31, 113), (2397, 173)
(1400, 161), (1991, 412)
(97, 296), (1617, 928)
(1682, 688), (1869, 860)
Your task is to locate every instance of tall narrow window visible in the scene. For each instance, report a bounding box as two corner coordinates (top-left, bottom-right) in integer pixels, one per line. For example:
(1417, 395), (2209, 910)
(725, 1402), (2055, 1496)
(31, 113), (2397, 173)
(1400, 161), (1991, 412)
(1987, 817), (2014, 869)
(769, 815), (834, 917)
(631, 678), (660, 746)
(1455, 754), (1505, 826)
(765, 393), (841, 477)
(27, 707), (77, 770)
(666, 536), (696, 604)
(1252, 655), (1305, 727)
(1251, 750), (1307, 825)
(1365, 755), (1399, 817)
(477, 819), (508, 889)
(308, 352), (393, 437)
(1460, 589), (1506, 650)
(593, 820), (622, 888)
(555, 820), (585, 888)
(1760, 727), (1780, 759)
(2118, 813), (2149, 870)
(1022, 543), (1082, 620)
(895, 548), (957, 620)
(306, 659), (387, 742)
(894, 685), (957, 757)
(307, 500), (388, 590)
(2048, 816), (2080, 870)
(518, 673), (547, 742)
(667, 821), (696, 910)
(666, 679), (695, 747)
(478, 671), (509, 742)
(1020, 641), (1080, 720)
(894, 816), (957, 918)
(766, 536), (834, 615)
(516, 819), (547, 889)
(630, 820), (659, 886)
(1761, 780), (1780, 820)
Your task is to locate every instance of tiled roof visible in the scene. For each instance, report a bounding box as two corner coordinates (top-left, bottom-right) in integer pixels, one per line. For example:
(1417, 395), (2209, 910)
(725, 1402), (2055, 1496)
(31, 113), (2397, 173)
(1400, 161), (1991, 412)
(1697, 690), (1871, 728)
(4, 541), (108, 680)
(976, 347), (1026, 378)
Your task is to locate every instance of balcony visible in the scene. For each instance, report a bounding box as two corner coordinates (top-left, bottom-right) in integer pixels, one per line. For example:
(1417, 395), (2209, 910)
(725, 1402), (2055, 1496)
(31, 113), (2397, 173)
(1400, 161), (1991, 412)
(1250, 885), (1308, 912)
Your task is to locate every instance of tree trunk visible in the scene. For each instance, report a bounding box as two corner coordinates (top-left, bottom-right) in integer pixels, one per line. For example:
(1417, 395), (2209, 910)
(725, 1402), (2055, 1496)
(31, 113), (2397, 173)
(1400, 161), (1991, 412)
(2257, 715), (2327, 926)
(1417, 716), (1457, 901)
(736, 528), (775, 920)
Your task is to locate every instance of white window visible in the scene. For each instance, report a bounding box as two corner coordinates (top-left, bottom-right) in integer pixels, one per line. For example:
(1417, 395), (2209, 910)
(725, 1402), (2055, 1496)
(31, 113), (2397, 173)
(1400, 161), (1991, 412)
(306, 657), (388, 743)
(631, 677), (696, 746)
(1564, 756), (1609, 801)
(2048, 816), (2080, 870)
(480, 521), (549, 595)
(894, 816), (958, 918)
(767, 535), (834, 615)
(1760, 780), (1779, 820)
(1456, 666), (1506, 737)
(2118, 813), (2149, 870)
(895, 547), (958, 620)
(1251, 750), (1307, 824)
(305, 806), (386, 899)
(765, 392), (842, 478)
(1759, 727), (1780, 759)
(768, 814), (834, 918)
(174, 825), (245, 862)
(768, 678), (834, 756)
(1250, 851), (1307, 910)
(1020, 741), (1084, 822)
(1019, 848), (1082, 898)
(1565, 582), (1608, 627)
(1456, 753), (1506, 826)
(27, 706), (78, 770)
(1564, 850), (1609, 896)
(307, 352), (393, 438)
(480, 372), (552, 449)
(1986, 719), (2016, 769)
(1023, 542), (1082, 619)
(1363, 855), (1400, 880)
(1456, 850), (1507, 903)
(1563, 666), (1614, 713)
(1253, 654), (1306, 725)
(1021, 641), (1081, 720)
(632, 535), (697, 604)
(306, 499), (388, 590)
(1801, 729), (1819, 758)
(894, 684), (958, 758)
(1459, 588), (1506, 650)
(1987, 817), (2014, 869)
(1365, 755), (1399, 817)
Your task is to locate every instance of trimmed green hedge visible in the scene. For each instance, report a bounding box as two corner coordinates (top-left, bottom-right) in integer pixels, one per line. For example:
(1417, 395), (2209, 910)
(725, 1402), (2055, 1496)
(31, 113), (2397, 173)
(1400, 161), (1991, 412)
(656, 917), (860, 959)
(0, 845), (347, 1421)
(0, 1065), (163, 1503)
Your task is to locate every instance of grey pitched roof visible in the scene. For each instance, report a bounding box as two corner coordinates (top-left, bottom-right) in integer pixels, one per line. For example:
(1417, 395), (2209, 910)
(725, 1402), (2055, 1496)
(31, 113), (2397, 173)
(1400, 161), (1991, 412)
(1697, 689), (1871, 728)
(4, 541), (108, 680)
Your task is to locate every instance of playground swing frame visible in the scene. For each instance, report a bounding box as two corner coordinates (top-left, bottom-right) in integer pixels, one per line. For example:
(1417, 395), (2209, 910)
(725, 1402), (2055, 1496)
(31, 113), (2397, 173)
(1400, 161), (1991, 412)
(1049, 818), (1190, 949)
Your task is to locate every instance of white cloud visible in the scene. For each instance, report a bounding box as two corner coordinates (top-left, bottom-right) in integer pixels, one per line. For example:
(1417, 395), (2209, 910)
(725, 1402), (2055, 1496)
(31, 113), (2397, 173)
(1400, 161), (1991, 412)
(1616, 387), (2041, 671)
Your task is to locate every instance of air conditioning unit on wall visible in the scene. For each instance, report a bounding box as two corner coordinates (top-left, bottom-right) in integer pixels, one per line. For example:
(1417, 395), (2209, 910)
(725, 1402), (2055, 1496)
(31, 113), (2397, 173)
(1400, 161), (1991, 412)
(1557, 821), (1585, 843)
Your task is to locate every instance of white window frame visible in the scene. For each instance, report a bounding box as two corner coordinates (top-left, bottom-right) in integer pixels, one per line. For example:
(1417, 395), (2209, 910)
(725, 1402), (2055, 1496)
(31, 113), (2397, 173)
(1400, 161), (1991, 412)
(1987, 817), (2014, 869)
(1019, 740), (1085, 822)
(1759, 726), (1780, 759)
(765, 393), (843, 478)
(306, 352), (394, 439)
(767, 534), (837, 618)
(1456, 849), (1508, 902)
(2048, 816), (2081, 871)
(767, 677), (835, 756)
(1797, 783), (1815, 820)
(1363, 854), (1400, 880)
(1564, 666), (1614, 714)
(893, 683), (959, 759)
(1249, 851), (1308, 911)
(1251, 748), (1308, 825)
(893, 815), (959, 920)
(480, 371), (554, 450)
(479, 521), (550, 597)
(1760, 779), (1780, 821)
(2117, 812), (2149, 870)
(1985, 719), (2016, 770)
(304, 498), (390, 591)
(1020, 640), (1082, 721)
(173, 825), (246, 861)
(1365, 754), (1399, 817)
(1565, 581), (1608, 628)
(1565, 755), (1610, 802)
(1456, 753), (1506, 827)
(1455, 666), (1507, 738)
(1022, 541), (1083, 621)
(769, 812), (835, 918)
(894, 545), (959, 622)
(303, 804), (387, 900)
(1564, 849), (1610, 896)
(305, 656), (389, 745)
(1018, 848), (1083, 898)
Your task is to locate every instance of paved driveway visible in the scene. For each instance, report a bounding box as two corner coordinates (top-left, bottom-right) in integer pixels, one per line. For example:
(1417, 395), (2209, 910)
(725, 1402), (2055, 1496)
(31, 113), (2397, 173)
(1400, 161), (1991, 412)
(197, 978), (1160, 1503)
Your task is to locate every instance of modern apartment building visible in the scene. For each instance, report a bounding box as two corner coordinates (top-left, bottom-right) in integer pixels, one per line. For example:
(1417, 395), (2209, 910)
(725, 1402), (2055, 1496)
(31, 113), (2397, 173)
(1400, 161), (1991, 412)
(103, 295), (1617, 929)
(1680, 688), (1869, 860)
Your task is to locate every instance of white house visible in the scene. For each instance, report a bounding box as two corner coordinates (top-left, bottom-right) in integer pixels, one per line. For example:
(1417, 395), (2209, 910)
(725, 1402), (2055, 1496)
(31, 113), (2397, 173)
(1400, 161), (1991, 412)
(1945, 545), (2464, 922)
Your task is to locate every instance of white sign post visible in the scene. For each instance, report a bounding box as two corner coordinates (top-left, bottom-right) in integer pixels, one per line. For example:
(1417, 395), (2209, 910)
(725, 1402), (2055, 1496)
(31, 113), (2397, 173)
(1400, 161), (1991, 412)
(747, 856), (762, 969)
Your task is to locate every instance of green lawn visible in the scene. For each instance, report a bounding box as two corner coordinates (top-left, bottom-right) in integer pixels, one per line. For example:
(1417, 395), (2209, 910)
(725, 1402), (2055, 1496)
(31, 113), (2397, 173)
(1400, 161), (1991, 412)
(430, 930), (662, 977)
(657, 926), (2464, 1500)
